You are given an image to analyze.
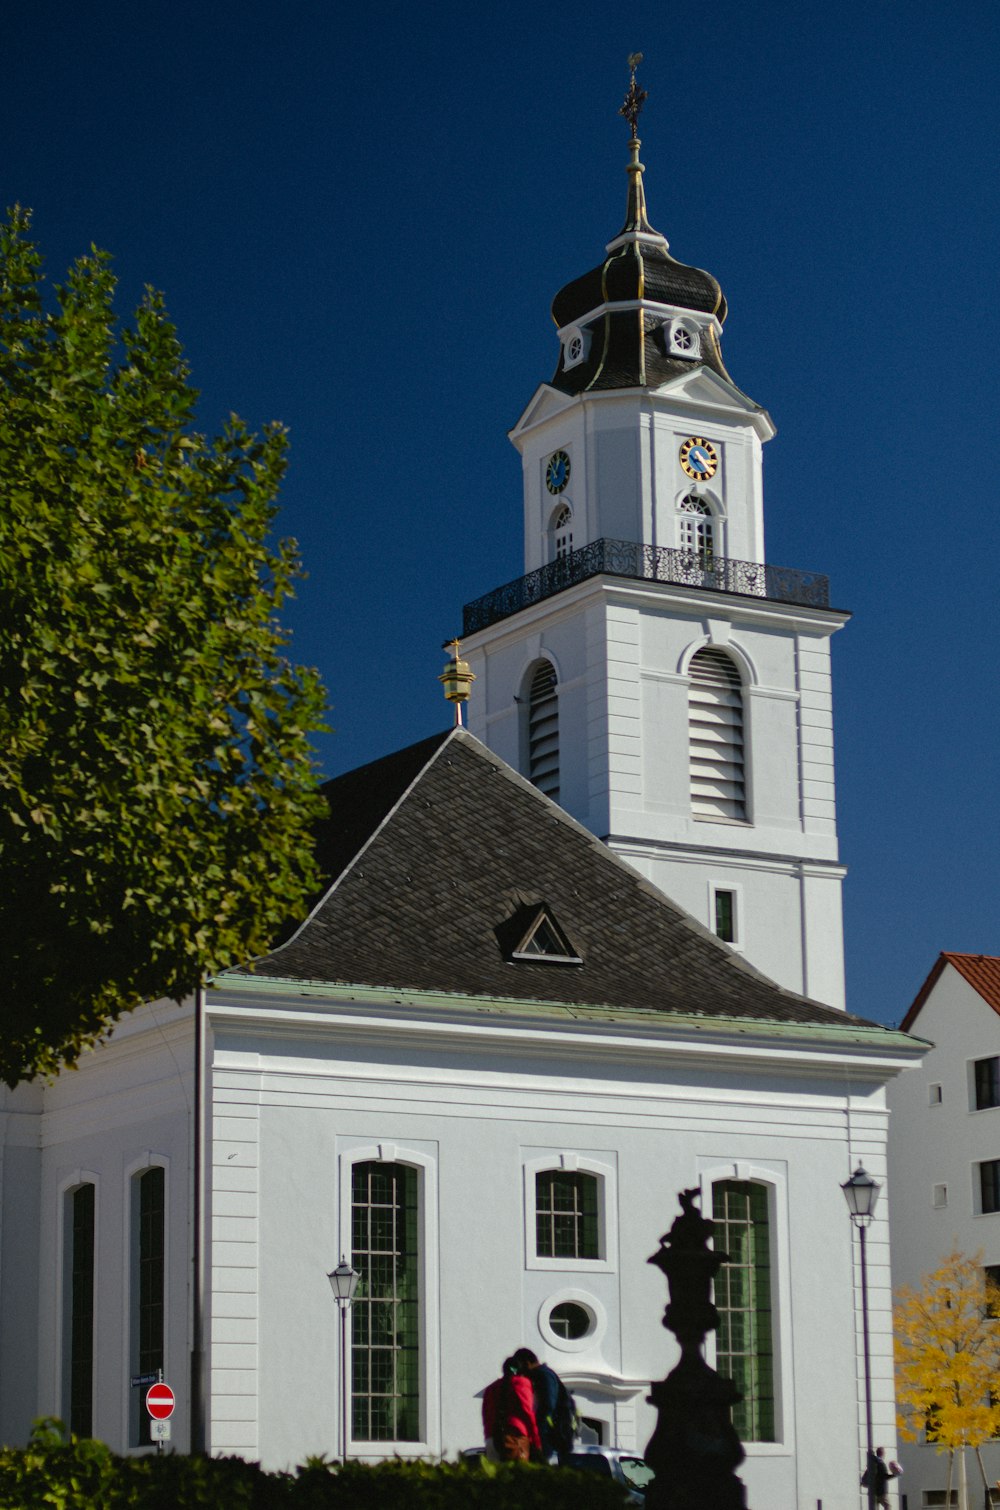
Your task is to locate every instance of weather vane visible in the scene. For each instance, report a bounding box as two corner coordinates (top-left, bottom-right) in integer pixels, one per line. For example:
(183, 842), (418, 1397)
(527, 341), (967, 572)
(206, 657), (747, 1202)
(619, 52), (647, 138)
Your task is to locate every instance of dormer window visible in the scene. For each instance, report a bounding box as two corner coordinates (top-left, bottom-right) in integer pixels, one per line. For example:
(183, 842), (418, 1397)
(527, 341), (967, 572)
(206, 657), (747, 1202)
(666, 318), (701, 359)
(562, 327), (591, 370)
(495, 902), (582, 965)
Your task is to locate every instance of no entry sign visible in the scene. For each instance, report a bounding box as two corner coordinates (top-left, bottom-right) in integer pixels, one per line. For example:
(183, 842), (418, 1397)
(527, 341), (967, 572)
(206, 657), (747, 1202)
(145, 1382), (175, 1420)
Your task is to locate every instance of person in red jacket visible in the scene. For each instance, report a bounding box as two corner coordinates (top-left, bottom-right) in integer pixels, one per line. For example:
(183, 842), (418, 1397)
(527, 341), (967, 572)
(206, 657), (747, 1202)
(481, 1356), (542, 1461)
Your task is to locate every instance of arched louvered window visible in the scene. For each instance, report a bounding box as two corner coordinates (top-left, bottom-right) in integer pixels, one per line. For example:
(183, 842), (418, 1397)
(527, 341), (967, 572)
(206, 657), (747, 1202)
(528, 661), (559, 799)
(689, 648), (745, 820)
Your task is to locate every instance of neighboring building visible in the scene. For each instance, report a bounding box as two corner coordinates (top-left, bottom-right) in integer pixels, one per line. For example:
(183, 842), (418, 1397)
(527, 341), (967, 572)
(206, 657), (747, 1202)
(0, 728), (921, 1510)
(463, 113), (848, 1009)
(887, 953), (1000, 1506)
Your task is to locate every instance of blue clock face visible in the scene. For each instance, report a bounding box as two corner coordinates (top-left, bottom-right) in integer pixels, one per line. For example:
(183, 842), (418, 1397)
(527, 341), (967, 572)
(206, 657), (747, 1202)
(679, 436), (719, 481)
(546, 450), (571, 494)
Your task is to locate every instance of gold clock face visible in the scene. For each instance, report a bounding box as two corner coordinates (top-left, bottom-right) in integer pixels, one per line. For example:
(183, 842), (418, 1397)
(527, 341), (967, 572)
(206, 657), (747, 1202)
(679, 437), (719, 481)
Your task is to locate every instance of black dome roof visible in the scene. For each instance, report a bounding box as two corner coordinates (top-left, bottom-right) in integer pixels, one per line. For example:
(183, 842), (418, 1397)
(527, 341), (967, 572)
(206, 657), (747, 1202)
(548, 137), (732, 395)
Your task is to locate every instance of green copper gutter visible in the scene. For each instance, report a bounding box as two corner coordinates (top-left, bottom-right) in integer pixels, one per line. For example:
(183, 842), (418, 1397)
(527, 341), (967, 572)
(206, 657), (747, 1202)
(210, 971), (924, 1054)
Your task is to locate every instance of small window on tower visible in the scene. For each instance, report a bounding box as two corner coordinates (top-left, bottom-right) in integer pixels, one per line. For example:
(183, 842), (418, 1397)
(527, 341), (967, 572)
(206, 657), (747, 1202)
(551, 504), (573, 562)
(678, 494), (716, 569)
(715, 891), (735, 943)
(666, 319), (701, 359)
(710, 884), (741, 946)
(563, 327), (590, 369)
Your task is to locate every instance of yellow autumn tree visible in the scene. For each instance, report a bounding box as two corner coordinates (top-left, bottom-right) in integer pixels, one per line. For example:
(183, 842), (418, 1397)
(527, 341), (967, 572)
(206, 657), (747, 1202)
(895, 1250), (1000, 1502)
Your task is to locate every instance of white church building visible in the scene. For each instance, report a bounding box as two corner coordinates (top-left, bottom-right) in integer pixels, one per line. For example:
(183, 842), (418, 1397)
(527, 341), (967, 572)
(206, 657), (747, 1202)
(0, 95), (925, 1510)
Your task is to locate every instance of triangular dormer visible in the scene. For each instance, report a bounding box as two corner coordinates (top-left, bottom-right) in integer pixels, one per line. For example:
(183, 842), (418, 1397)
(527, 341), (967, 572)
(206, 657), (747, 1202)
(513, 906), (581, 965)
(495, 902), (582, 966)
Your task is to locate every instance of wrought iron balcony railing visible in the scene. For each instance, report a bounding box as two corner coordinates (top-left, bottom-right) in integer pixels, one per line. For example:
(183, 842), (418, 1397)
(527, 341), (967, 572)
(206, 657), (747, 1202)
(462, 537), (831, 636)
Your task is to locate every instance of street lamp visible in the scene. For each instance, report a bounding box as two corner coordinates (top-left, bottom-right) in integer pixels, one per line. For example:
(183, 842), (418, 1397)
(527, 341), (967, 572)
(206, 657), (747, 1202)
(842, 1165), (881, 1510)
(328, 1257), (360, 1462)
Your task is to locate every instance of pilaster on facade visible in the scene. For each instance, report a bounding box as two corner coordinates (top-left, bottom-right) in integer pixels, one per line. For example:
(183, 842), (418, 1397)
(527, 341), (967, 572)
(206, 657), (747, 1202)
(210, 1076), (260, 1458)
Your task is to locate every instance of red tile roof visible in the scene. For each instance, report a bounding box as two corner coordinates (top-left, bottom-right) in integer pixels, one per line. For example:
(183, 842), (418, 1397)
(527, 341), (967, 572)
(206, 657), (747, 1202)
(901, 953), (1000, 1031)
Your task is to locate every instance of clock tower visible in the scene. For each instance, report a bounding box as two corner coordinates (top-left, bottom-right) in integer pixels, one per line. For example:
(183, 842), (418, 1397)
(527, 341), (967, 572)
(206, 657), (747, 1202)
(461, 68), (849, 1009)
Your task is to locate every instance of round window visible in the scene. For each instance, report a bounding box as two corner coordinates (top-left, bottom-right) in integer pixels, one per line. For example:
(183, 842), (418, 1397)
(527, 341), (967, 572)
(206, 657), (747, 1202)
(548, 1301), (592, 1340)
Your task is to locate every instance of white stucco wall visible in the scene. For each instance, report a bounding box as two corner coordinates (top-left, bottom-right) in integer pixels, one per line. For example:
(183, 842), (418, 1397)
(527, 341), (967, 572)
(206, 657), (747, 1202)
(464, 581), (847, 1008)
(513, 379), (770, 576)
(0, 982), (919, 1510)
(12, 1002), (194, 1451)
(210, 985), (906, 1510)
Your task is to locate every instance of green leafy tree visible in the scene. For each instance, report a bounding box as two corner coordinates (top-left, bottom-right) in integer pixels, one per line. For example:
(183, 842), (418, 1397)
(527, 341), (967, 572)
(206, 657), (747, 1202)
(895, 1249), (1000, 1507)
(0, 207), (328, 1086)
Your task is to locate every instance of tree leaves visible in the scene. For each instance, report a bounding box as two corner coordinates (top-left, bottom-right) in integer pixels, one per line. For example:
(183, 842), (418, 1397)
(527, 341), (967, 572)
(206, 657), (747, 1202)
(894, 1249), (1000, 1450)
(0, 206), (329, 1086)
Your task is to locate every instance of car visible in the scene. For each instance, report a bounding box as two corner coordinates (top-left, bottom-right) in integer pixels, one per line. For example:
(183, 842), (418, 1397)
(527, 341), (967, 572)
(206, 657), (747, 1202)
(564, 1446), (654, 1504)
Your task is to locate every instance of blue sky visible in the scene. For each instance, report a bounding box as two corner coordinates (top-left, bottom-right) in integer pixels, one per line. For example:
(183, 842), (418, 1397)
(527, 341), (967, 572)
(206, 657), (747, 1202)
(5, 0), (999, 1026)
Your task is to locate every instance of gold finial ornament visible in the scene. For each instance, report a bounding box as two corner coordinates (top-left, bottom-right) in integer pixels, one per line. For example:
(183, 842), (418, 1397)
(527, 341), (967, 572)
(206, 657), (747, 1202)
(620, 52), (647, 139)
(439, 638), (476, 727)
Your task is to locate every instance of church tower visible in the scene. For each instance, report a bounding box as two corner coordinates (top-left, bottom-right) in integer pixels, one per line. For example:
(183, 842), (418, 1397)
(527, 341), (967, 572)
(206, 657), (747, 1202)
(461, 65), (849, 1009)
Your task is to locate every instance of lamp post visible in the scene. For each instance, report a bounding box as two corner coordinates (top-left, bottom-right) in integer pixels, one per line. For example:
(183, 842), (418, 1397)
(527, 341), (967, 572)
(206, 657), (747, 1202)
(842, 1165), (881, 1510)
(327, 1257), (360, 1463)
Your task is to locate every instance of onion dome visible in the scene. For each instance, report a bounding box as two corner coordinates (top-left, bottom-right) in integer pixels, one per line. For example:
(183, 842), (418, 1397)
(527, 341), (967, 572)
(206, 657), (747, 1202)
(549, 75), (733, 396)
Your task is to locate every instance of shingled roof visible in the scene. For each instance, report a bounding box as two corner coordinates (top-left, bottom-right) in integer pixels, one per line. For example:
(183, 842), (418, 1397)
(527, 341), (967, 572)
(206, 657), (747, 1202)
(240, 728), (879, 1030)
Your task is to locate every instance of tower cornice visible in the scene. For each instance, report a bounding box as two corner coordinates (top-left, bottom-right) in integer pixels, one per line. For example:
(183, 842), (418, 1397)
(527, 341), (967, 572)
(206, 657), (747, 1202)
(510, 372), (775, 446)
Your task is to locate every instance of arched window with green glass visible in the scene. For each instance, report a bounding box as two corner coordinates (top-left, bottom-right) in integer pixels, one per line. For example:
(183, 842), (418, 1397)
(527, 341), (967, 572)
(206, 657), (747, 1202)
(63, 1182), (96, 1438)
(131, 1166), (165, 1446)
(351, 1161), (420, 1443)
(535, 1169), (599, 1260)
(712, 1179), (775, 1442)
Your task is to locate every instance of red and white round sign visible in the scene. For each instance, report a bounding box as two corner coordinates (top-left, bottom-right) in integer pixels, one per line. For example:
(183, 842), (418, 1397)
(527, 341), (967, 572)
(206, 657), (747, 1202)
(145, 1382), (175, 1420)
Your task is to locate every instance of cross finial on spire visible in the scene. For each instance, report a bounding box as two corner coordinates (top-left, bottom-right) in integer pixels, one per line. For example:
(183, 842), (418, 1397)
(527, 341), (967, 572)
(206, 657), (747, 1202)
(620, 52), (647, 139)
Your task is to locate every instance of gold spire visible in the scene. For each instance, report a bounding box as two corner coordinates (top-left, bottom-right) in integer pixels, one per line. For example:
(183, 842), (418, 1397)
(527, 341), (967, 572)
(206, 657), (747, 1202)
(617, 53), (654, 237)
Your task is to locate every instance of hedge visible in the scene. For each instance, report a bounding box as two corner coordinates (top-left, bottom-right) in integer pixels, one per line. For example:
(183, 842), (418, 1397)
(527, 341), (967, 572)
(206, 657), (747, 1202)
(0, 1421), (634, 1509)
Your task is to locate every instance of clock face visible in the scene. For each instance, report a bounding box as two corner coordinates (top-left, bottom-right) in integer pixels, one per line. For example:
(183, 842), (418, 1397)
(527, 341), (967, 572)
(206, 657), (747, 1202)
(679, 437), (719, 481)
(545, 450), (571, 494)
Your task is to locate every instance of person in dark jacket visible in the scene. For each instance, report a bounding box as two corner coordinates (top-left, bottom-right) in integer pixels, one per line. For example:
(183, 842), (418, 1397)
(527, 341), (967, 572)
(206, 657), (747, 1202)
(481, 1356), (541, 1462)
(512, 1347), (573, 1464)
(863, 1447), (900, 1510)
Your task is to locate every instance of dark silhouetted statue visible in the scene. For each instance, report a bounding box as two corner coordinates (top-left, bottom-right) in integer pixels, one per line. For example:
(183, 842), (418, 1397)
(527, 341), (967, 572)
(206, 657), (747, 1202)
(644, 1188), (748, 1510)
